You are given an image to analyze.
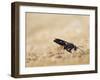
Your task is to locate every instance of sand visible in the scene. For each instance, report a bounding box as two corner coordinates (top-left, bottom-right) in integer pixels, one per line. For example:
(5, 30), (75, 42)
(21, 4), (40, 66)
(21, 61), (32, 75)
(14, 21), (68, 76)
(25, 13), (90, 67)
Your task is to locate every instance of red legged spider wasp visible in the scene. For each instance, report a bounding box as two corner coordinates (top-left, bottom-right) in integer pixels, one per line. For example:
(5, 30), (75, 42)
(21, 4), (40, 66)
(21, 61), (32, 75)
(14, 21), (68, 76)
(53, 38), (78, 53)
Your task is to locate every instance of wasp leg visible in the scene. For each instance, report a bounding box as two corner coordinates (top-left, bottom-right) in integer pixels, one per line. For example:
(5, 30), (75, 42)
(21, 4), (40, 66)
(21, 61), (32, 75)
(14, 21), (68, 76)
(64, 46), (72, 53)
(67, 48), (72, 53)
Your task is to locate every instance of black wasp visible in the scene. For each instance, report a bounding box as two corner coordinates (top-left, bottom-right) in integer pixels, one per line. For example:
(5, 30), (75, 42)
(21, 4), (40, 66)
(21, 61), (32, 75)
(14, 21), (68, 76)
(54, 38), (78, 53)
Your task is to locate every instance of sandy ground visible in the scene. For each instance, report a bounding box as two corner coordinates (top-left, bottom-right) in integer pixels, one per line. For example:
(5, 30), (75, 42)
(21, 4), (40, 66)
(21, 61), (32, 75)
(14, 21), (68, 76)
(25, 13), (90, 67)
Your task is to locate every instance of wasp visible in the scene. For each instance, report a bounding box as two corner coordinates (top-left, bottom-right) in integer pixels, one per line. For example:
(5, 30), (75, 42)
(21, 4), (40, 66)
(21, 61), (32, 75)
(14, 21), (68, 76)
(54, 38), (78, 53)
